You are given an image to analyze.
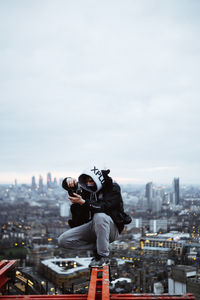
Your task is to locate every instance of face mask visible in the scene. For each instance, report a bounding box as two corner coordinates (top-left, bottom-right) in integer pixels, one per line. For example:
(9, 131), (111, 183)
(86, 183), (96, 191)
(87, 183), (95, 187)
(90, 186), (97, 192)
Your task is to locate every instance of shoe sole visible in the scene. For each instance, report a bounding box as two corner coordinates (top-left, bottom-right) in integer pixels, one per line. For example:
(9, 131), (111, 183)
(89, 262), (110, 268)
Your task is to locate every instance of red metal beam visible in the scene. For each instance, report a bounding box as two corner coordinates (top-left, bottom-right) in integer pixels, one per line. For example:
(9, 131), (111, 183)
(0, 260), (17, 276)
(102, 266), (110, 300)
(0, 261), (7, 269)
(0, 260), (17, 290)
(110, 294), (195, 300)
(0, 294), (196, 299)
(87, 265), (110, 300)
(0, 297), (87, 299)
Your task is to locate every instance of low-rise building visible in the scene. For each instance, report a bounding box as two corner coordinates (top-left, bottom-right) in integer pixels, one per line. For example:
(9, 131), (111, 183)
(140, 233), (186, 257)
(169, 265), (200, 300)
(40, 257), (91, 288)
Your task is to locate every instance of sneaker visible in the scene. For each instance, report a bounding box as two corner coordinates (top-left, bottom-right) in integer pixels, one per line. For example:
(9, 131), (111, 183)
(89, 256), (110, 267)
(96, 256), (110, 267)
(88, 250), (99, 268)
(89, 257), (98, 268)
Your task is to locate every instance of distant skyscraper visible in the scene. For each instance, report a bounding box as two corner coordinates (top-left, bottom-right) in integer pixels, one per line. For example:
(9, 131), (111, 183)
(149, 219), (168, 233)
(39, 175), (44, 192)
(53, 177), (57, 187)
(59, 178), (63, 187)
(31, 176), (37, 190)
(132, 218), (142, 228)
(47, 172), (52, 188)
(173, 177), (180, 205)
(60, 202), (70, 217)
(152, 196), (162, 213)
(145, 182), (153, 209)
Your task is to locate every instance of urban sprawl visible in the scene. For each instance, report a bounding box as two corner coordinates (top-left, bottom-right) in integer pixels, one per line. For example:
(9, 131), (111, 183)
(1, 174), (200, 298)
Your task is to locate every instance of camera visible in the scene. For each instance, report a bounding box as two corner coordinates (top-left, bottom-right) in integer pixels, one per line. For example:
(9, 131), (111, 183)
(62, 179), (81, 197)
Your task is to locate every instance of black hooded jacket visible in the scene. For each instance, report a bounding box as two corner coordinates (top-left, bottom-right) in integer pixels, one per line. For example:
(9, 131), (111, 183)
(62, 170), (131, 233)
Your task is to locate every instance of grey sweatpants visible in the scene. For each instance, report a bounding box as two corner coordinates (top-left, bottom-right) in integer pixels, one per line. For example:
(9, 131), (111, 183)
(58, 213), (119, 257)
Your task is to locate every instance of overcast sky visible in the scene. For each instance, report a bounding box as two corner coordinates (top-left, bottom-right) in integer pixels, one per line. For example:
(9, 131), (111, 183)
(0, 0), (200, 185)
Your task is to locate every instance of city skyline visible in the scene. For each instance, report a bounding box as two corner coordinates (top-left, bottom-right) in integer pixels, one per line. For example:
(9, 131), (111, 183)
(0, 166), (199, 185)
(0, 169), (199, 186)
(0, 170), (193, 188)
(1, 1), (200, 184)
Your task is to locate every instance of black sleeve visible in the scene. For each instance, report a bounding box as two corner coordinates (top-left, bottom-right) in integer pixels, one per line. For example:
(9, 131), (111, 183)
(68, 203), (90, 227)
(103, 183), (123, 210)
(62, 179), (90, 227)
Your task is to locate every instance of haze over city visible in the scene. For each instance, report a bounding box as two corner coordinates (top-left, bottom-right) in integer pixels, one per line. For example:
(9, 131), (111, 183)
(1, 0), (200, 184)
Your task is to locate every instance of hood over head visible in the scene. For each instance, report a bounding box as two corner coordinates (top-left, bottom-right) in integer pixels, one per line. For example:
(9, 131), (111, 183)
(78, 166), (106, 192)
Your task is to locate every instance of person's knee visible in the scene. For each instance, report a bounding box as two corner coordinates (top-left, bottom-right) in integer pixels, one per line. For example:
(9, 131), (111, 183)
(58, 235), (65, 248)
(58, 232), (71, 248)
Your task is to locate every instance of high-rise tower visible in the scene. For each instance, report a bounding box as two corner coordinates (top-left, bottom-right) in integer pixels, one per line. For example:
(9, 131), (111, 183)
(145, 182), (153, 209)
(53, 177), (57, 188)
(173, 177), (180, 205)
(31, 176), (37, 190)
(47, 172), (52, 189)
(39, 175), (44, 192)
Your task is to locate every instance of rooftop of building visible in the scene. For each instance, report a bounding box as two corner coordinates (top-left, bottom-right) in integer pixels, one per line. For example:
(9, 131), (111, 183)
(41, 257), (127, 276)
(143, 231), (191, 242)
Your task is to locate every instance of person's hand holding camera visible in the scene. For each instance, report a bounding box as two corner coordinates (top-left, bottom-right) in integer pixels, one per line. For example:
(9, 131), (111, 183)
(68, 193), (85, 205)
(66, 177), (85, 205)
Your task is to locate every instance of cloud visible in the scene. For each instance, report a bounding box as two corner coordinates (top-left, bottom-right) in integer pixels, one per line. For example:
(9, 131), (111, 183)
(0, 0), (200, 184)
